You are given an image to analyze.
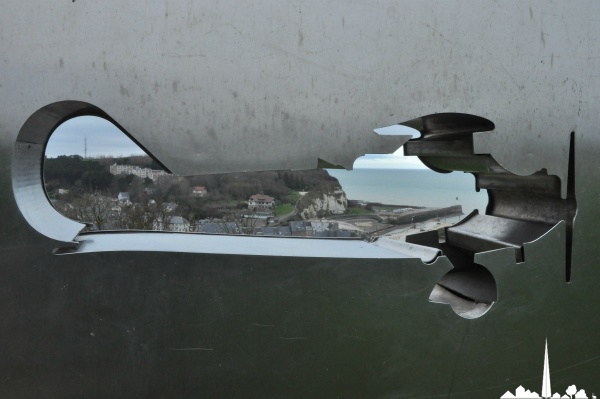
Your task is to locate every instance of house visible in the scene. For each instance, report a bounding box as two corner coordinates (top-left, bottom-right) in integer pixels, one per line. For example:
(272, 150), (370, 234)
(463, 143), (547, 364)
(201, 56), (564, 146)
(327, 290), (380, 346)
(290, 221), (312, 237)
(192, 186), (208, 197)
(310, 221), (338, 233)
(117, 192), (131, 205)
(248, 194), (275, 210)
(153, 216), (190, 232)
(254, 226), (292, 236)
(241, 211), (275, 222)
(167, 216), (190, 232)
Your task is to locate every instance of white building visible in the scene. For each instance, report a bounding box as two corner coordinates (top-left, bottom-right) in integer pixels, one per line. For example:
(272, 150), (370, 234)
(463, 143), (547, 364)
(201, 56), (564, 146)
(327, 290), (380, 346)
(109, 163), (168, 181)
(248, 194), (275, 209)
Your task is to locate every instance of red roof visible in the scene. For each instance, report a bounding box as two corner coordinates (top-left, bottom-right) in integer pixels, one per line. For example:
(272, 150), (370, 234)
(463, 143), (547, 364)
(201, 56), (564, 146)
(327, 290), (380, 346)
(250, 194), (274, 202)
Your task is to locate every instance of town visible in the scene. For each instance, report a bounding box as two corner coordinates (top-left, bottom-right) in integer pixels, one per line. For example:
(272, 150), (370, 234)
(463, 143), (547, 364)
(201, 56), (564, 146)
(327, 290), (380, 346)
(44, 154), (463, 241)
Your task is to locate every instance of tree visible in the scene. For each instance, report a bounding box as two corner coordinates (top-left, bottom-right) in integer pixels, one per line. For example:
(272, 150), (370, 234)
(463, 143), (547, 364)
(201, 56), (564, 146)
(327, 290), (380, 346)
(81, 169), (113, 191)
(118, 203), (155, 230)
(59, 193), (113, 231)
(147, 200), (173, 231)
(566, 385), (577, 398)
(44, 155), (114, 189)
(129, 176), (144, 202)
(116, 174), (135, 192)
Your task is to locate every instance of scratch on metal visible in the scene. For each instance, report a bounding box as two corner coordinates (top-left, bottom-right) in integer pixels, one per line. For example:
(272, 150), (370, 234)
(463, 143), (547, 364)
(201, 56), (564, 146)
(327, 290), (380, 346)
(171, 347), (214, 351)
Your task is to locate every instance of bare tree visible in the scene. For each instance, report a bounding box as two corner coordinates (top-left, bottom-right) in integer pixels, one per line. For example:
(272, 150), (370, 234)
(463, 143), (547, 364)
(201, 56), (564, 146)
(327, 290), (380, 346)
(142, 200), (173, 231)
(118, 203), (154, 230)
(58, 193), (113, 230)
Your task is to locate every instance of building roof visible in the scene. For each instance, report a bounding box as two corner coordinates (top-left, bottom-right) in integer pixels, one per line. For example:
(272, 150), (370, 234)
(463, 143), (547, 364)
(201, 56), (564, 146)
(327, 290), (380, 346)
(249, 194), (274, 202)
(169, 216), (189, 225)
(290, 221), (311, 233)
(199, 222), (242, 234)
(314, 230), (355, 238)
(254, 226), (292, 236)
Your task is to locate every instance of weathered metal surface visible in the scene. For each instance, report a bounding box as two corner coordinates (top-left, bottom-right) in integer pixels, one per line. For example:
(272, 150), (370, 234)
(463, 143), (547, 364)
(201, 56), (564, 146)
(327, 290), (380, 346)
(72, 232), (423, 259)
(405, 116), (577, 285)
(2, 1), (600, 398)
(1, 1), (595, 180)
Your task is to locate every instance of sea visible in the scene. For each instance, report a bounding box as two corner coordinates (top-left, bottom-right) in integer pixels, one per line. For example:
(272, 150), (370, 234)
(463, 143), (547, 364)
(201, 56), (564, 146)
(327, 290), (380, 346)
(326, 168), (488, 216)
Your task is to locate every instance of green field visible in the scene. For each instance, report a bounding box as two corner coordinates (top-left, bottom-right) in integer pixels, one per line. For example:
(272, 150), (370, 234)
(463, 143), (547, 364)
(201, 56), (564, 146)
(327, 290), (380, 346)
(274, 203), (294, 216)
(346, 207), (374, 215)
(289, 191), (303, 202)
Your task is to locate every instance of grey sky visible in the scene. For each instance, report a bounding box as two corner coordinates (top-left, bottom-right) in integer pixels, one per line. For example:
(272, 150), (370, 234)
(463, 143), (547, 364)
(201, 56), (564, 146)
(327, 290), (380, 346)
(45, 116), (426, 169)
(45, 116), (145, 158)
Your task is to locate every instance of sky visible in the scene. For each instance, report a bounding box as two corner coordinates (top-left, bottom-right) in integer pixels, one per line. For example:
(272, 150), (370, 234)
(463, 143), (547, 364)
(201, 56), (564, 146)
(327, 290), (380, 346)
(45, 116), (427, 169)
(45, 116), (146, 158)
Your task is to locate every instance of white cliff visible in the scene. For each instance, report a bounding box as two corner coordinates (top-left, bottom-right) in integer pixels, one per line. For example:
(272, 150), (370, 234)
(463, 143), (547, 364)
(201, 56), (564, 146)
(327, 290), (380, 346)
(297, 188), (347, 220)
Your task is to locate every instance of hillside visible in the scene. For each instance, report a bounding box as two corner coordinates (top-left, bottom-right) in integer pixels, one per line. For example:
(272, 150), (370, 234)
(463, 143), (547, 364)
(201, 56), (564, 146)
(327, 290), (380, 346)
(44, 155), (344, 225)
